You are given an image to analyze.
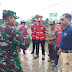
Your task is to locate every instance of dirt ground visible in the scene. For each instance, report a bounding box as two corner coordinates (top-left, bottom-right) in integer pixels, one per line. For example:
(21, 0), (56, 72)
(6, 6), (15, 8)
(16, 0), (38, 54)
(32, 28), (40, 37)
(19, 41), (61, 72)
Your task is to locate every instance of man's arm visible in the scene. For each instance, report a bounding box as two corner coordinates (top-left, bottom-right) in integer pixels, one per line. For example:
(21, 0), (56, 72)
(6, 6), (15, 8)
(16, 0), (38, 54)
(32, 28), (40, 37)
(46, 33), (49, 41)
(57, 33), (62, 55)
(3, 25), (31, 50)
(49, 30), (57, 41)
(43, 26), (46, 35)
(57, 48), (61, 55)
(50, 36), (56, 41)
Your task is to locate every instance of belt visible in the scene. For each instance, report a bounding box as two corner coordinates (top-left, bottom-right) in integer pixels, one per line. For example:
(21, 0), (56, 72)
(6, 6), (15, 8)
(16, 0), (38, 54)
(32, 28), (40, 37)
(62, 50), (72, 53)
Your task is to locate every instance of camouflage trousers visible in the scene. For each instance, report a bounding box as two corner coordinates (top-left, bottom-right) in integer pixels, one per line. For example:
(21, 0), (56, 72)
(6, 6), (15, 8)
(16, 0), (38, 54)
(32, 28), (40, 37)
(59, 52), (72, 72)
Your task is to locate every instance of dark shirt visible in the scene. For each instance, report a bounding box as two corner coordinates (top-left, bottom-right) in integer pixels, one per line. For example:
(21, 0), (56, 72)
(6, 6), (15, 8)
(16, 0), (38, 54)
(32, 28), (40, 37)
(60, 24), (72, 50)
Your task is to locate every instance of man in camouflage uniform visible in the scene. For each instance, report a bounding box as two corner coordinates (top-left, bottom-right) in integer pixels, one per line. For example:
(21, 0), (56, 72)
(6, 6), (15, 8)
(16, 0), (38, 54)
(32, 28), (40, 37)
(0, 10), (31, 72)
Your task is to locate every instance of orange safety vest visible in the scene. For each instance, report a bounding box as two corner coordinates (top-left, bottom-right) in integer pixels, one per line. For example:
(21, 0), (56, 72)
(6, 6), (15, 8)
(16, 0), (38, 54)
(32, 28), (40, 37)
(31, 24), (37, 40)
(36, 25), (46, 41)
(56, 29), (62, 46)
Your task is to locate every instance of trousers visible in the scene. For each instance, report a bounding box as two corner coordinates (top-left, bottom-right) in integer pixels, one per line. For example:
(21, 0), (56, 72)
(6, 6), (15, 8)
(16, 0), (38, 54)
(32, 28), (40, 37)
(59, 52), (72, 72)
(36, 40), (45, 55)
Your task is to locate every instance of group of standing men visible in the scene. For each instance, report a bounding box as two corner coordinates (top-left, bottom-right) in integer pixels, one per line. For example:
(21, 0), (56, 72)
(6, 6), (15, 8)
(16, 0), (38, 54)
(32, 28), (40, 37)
(46, 13), (72, 72)
(0, 9), (72, 72)
(31, 18), (60, 62)
(31, 13), (72, 72)
(31, 18), (46, 60)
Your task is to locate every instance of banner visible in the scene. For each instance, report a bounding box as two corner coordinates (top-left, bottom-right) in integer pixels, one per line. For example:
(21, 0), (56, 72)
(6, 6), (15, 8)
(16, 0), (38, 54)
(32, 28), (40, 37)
(49, 13), (58, 17)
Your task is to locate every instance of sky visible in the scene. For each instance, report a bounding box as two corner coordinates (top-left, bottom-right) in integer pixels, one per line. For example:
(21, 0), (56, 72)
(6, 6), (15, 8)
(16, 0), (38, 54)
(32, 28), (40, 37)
(0, 0), (72, 22)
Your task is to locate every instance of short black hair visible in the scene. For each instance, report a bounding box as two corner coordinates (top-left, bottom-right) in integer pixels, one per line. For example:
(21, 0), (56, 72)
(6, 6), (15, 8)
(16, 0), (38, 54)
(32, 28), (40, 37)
(21, 22), (25, 24)
(62, 13), (71, 21)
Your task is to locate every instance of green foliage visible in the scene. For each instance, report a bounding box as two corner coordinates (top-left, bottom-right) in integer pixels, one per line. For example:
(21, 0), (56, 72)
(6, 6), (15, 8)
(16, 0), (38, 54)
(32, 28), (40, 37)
(30, 15), (43, 22)
(44, 18), (49, 25)
(30, 15), (49, 27)
(43, 18), (49, 27)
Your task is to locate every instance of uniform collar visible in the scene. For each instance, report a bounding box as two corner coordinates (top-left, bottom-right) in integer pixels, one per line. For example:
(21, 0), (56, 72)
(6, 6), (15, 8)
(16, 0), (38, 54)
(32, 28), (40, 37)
(6, 23), (15, 28)
(6, 23), (11, 26)
(63, 24), (71, 31)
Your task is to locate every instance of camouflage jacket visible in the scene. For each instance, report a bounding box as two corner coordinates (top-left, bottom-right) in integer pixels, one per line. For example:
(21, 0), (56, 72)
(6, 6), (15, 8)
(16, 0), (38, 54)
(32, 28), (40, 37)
(0, 23), (31, 72)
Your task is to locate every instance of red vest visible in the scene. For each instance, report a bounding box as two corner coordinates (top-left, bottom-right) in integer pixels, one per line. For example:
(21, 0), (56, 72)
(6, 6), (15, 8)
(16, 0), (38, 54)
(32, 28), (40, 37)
(56, 29), (62, 46)
(36, 25), (46, 41)
(31, 24), (37, 40)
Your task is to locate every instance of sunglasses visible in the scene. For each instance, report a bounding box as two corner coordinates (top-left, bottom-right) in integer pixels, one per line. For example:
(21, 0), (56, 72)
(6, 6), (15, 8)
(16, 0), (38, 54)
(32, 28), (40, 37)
(50, 24), (54, 26)
(34, 20), (36, 22)
(59, 23), (61, 24)
(60, 19), (64, 21)
(38, 21), (40, 22)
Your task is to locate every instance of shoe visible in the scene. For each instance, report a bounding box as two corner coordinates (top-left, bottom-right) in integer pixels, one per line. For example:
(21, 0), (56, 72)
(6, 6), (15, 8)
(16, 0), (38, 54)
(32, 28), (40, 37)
(50, 60), (54, 63)
(34, 55), (39, 59)
(42, 55), (45, 60)
(53, 64), (58, 67)
(48, 54), (49, 56)
(23, 51), (25, 54)
(48, 59), (51, 62)
(43, 53), (45, 55)
(42, 58), (45, 60)
(31, 52), (34, 54)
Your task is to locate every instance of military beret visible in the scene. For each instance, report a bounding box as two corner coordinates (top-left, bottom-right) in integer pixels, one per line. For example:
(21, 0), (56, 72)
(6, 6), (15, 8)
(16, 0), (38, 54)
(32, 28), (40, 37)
(3, 10), (18, 19)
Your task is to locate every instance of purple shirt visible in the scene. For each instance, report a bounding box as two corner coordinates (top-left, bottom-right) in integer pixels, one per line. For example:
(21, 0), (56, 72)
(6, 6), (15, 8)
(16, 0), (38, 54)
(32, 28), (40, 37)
(17, 24), (28, 37)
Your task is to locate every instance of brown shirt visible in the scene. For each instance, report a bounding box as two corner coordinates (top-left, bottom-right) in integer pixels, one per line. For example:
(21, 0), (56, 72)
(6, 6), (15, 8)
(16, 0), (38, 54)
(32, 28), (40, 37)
(48, 28), (57, 45)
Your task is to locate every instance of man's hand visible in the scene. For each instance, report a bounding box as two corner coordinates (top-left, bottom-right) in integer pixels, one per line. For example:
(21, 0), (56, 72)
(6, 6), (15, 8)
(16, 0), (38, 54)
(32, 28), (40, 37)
(57, 48), (61, 55)
(50, 36), (56, 41)
(48, 41), (51, 44)
(50, 38), (53, 40)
